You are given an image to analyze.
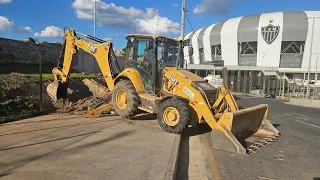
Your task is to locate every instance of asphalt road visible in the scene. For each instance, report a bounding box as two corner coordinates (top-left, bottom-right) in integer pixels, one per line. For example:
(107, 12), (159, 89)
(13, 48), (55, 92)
(0, 114), (179, 180)
(203, 94), (320, 180)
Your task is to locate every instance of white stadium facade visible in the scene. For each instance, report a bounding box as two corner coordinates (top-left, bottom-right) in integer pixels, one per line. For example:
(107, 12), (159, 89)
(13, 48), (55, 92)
(181, 11), (320, 96)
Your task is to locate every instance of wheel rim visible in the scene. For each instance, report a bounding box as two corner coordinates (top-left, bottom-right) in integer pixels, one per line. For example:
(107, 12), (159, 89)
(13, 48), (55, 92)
(116, 89), (128, 109)
(163, 107), (180, 126)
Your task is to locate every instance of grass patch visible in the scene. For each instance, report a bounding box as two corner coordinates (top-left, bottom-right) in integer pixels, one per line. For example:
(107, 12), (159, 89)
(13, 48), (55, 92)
(28, 73), (96, 81)
(0, 73), (97, 87)
(0, 99), (40, 123)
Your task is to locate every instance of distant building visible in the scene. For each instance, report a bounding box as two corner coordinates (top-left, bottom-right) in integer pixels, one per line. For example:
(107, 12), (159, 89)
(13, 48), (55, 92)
(180, 11), (320, 96)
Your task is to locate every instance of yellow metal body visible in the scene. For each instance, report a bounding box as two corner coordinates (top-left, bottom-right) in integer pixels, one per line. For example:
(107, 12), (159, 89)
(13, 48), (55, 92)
(116, 89), (128, 109)
(47, 29), (279, 155)
(163, 107), (180, 126)
(83, 103), (114, 118)
(114, 68), (145, 93)
(52, 29), (115, 91)
(47, 29), (145, 116)
(161, 67), (279, 154)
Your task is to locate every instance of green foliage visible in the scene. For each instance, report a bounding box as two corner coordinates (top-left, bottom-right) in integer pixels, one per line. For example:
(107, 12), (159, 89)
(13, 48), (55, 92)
(41, 41), (62, 46)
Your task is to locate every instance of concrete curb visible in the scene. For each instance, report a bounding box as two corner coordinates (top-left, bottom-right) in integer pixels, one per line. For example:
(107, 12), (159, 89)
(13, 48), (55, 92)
(164, 134), (182, 180)
(285, 99), (320, 109)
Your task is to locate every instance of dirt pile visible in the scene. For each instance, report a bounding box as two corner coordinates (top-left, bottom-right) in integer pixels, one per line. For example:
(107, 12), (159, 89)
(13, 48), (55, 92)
(0, 72), (113, 123)
(56, 78), (112, 115)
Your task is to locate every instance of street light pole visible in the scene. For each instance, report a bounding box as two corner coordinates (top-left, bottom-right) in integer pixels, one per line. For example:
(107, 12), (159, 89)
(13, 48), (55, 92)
(153, 9), (159, 34)
(180, 0), (186, 41)
(93, 0), (96, 38)
(306, 17), (320, 100)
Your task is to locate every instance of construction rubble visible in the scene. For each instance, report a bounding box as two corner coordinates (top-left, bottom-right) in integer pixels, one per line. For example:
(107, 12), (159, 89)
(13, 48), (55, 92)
(56, 78), (113, 115)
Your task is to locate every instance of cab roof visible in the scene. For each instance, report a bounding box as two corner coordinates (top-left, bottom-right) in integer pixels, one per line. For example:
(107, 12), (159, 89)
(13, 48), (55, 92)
(125, 34), (180, 42)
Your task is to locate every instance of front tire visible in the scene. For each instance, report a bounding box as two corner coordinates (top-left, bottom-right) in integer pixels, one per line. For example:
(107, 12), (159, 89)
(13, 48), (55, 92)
(157, 98), (191, 134)
(112, 80), (140, 118)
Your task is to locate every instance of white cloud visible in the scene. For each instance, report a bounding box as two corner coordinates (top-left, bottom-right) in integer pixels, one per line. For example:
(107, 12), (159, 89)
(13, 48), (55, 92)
(13, 26), (33, 33)
(34, 26), (64, 38)
(72, 0), (180, 34)
(103, 37), (112, 41)
(193, 0), (239, 15)
(0, 16), (33, 33)
(172, 4), (179, 7)
(0, 0), (12, 4)
(105, 33), (119, 36)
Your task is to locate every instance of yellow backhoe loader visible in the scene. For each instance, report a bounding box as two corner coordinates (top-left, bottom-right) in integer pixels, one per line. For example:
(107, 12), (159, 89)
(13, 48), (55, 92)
(47, 28), (280, 155)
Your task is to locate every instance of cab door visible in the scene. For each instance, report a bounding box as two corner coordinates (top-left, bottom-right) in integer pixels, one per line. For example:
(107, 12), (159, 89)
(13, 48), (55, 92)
(135, 38), (155, 91)
(124, 36), (155, 91)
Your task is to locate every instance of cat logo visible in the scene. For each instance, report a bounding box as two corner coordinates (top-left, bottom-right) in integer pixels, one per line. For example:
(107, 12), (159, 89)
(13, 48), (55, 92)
(87, 44), (97, 54)
(169, 76), (178, 85)
(261, 24), (280, 45)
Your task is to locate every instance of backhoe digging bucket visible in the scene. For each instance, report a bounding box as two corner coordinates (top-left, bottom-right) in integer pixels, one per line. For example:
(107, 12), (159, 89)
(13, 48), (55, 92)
(211, 104), (280, 155)
(46, 80), (68, 102)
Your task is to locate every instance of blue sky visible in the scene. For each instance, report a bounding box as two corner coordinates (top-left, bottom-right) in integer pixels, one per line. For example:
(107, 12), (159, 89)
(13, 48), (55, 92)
(0, 0), (319, 49)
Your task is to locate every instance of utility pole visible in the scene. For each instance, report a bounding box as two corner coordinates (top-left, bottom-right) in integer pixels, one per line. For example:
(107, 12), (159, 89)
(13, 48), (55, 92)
(94, 0), (96, 38)
(153, 9), (159, 34)
(180, 0), (186, 41)
(306, 17), (320, 99)
(93, 0), (97, 72)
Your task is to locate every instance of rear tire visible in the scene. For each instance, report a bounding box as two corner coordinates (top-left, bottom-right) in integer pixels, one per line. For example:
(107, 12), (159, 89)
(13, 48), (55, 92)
(157, 98), (191, 134)
(112, 80), (140, 118)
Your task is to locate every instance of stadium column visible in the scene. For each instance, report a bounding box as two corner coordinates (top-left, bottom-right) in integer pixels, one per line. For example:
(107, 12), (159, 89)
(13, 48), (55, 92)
(302, 73), (306, 98)
(195, 70), (201, 76)
(287, 80), (290, 95)
(272, 77), (276, 93)
(230, 70), (235, 91)
(258, 71), (263, 94)
(278, 79), (281, 96)
(267, 77), (271, 93)
(242, 71), (248, 93)
(249, 71), (253, 93)
(237, 71), (241, 92)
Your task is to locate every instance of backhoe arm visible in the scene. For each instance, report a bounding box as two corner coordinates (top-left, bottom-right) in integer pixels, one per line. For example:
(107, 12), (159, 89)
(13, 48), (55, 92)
(52, 29), (118, 91)
(47, 28), (120, 101)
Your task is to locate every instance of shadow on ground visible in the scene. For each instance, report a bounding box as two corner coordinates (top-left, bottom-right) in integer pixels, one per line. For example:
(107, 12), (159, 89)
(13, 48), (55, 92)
(0, 124), (132, 177)
(176, 123), (212, 180)
(130, 113), (157, 121)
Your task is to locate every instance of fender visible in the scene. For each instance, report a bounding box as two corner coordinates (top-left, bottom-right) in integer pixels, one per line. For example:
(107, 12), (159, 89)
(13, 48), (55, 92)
(114, 68), (145, 93)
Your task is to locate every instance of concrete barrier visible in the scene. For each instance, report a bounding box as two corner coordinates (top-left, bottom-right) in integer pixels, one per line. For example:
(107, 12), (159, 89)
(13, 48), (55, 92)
(287, 98), (320, 108)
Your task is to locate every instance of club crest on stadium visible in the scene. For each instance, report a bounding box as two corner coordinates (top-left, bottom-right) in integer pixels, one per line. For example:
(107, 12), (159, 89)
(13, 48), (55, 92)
(261, 24), (280, 44)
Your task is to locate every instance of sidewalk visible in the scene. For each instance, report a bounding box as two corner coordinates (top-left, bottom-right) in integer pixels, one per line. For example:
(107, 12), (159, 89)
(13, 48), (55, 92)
(0, 114), (180, 180)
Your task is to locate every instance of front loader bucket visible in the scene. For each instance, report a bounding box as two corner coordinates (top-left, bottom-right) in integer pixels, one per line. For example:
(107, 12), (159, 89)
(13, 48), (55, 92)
(211, 104), (280, 155)
(46, 80), (68, 102)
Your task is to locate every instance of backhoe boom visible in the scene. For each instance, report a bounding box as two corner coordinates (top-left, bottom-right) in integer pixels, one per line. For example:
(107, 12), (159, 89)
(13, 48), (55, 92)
(47, 28), (120, 101)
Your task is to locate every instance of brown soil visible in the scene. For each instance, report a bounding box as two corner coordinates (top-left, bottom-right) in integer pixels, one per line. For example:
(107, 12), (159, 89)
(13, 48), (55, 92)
(0, 75), (105, 123)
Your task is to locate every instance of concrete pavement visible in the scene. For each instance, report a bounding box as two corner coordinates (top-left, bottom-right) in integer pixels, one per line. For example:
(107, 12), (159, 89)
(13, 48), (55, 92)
(0, 114), (180, 180)
(202, 94), (320, 180)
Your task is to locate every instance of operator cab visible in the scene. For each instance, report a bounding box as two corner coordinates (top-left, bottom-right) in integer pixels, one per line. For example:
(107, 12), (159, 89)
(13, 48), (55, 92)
(124, 34), (183, 94)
